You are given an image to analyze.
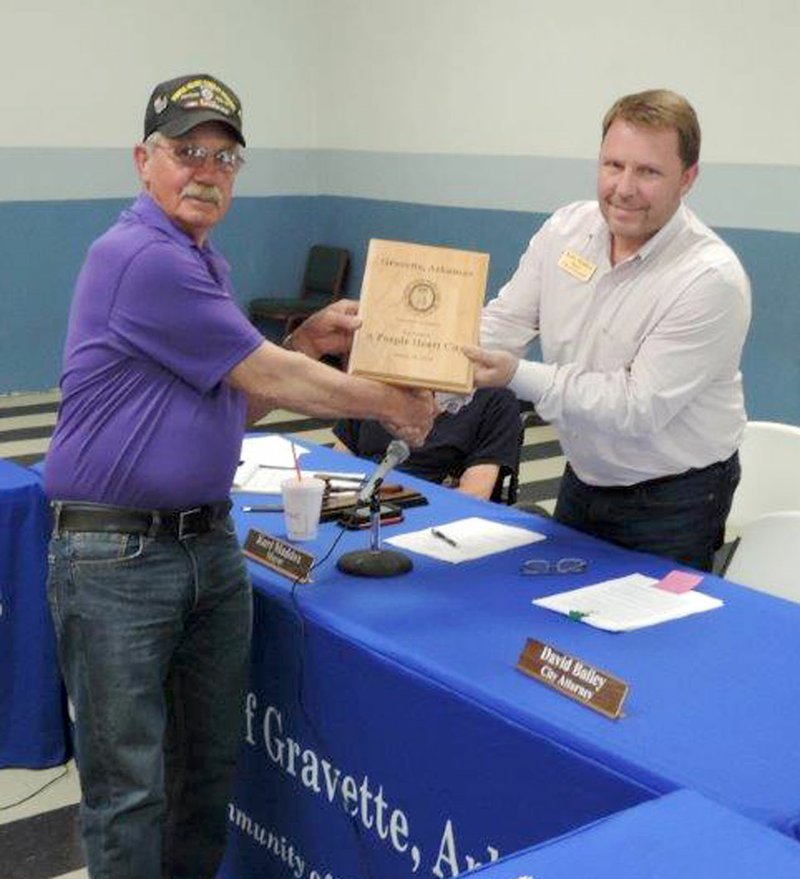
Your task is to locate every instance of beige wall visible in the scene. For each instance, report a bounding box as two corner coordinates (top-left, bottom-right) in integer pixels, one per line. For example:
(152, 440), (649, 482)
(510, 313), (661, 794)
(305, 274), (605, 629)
(1, 0), (797, 165)
(313, 0), (799, 164)
(0, 0), (317, 148)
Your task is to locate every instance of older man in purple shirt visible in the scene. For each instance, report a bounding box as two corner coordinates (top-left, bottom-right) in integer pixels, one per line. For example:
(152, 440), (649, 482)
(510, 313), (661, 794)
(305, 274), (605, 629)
(45, 73), (434, 879)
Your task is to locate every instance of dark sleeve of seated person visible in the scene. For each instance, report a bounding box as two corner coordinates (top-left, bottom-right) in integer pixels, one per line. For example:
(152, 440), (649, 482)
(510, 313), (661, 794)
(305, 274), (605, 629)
(333, 387), (520, 501)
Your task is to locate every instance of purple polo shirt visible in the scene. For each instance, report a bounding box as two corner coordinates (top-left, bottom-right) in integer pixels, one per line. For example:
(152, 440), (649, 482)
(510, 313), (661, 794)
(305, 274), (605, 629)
(44, 193), (264, 508)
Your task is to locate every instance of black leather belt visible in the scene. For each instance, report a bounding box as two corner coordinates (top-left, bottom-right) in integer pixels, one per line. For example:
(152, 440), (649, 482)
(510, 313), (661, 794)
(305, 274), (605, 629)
(564, 452), (739, 493)
(53, 501), (232, 540)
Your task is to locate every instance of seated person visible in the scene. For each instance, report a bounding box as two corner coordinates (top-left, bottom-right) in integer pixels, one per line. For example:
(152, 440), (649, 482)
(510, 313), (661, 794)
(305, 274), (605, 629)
(333, 387), (520, 501)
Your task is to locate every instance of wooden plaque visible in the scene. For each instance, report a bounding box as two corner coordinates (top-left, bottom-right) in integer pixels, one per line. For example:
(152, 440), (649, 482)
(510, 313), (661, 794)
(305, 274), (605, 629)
(517, 638), (629, 720)
(347, 239), (489, 393)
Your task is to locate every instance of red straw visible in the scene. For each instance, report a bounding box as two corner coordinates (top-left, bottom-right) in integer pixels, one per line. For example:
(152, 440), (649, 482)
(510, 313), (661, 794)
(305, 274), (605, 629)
(291, 442), (302, 481)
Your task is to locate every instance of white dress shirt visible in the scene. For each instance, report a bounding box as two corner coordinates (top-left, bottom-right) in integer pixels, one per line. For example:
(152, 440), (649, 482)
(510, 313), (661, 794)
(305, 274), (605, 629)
(481, 201), (751, 486)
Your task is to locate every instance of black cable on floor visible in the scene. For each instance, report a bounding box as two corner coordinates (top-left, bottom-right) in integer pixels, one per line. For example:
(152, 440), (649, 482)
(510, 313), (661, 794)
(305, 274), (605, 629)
(0, 765), (70, 811)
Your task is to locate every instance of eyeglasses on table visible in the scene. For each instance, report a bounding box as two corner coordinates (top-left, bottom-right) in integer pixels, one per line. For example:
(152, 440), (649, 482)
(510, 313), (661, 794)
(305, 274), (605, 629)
(520, 557), (588, 575)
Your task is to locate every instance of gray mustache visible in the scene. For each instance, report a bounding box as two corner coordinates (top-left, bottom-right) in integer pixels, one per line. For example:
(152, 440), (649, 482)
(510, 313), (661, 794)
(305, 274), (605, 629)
(181, 184), (222, 205)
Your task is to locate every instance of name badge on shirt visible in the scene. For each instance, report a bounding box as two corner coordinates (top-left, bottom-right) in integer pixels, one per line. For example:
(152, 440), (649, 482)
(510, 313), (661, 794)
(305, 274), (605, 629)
(558, 249), (597, 282)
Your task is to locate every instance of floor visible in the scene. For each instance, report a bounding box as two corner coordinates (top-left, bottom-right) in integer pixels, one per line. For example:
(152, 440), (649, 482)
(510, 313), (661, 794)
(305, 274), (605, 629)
(0, 765), (84, 879)
(0, 390), (565, 878)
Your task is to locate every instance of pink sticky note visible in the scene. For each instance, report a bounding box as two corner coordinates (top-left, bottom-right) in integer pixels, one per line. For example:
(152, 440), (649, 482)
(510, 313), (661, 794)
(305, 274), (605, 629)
(655, 569), (703, 594)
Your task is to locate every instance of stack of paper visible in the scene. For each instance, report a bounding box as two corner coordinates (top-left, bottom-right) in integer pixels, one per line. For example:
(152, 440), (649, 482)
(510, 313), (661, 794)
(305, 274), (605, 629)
(233, 436), (365, 494)
(235, 467), (363, 494)
(240, 435), (310, 468)
(532, 573), (723, 632)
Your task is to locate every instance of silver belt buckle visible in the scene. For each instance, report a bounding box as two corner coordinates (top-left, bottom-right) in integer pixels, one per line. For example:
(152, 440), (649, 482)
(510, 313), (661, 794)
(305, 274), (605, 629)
(177, 507), (203, 540)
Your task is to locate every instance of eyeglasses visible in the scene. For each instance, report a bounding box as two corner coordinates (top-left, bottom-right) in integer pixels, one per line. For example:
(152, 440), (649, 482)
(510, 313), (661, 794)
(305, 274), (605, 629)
(153, 143), (245, 175)
(520, 557), (588, 575)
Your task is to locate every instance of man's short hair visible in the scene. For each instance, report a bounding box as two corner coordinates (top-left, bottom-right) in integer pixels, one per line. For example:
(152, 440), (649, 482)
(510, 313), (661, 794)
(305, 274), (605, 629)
(601, 89), (700, 168)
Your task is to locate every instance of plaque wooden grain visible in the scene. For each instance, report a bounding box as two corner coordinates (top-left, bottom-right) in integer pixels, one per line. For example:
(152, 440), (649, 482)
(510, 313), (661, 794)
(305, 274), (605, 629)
(348, 239), (489, 393)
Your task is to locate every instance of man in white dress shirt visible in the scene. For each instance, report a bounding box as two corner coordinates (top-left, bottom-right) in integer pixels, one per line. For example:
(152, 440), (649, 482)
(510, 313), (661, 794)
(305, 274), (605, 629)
(465, 89), (751, 571)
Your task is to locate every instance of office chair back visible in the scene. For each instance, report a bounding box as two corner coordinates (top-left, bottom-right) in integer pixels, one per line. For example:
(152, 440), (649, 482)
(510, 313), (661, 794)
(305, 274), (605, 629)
(248, 245), (350, 335)
(725, 511), (800, 601)
(726, 421), (800, 539)
(304, 245), (350, 297)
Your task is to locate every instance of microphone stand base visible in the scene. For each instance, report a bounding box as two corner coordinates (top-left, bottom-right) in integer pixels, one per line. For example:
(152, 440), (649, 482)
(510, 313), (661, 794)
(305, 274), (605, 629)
(337, 549), (413, 578)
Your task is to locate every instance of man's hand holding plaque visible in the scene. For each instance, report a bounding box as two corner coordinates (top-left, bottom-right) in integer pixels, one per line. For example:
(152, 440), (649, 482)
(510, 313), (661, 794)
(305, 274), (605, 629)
(461, 345), (520, 389)
(348, 239), (489, 394)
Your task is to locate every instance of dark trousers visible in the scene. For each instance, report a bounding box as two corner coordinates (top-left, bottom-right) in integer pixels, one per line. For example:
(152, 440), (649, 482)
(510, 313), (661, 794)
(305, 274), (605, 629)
(554, 453), (740, 572)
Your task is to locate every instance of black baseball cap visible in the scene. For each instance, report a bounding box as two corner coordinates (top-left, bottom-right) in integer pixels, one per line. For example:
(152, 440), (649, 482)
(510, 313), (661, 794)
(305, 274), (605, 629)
(144, 74), (245, 146)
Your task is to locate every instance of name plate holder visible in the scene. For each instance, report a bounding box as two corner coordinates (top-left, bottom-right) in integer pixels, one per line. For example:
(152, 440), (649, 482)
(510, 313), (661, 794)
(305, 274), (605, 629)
(517, 638), (629, 720)
(243, 528), (315, 583)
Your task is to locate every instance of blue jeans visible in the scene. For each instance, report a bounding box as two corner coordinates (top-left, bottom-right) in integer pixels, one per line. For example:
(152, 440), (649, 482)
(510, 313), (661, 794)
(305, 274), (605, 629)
(554, 454), (740, 572)
(47, 518), (252, 879)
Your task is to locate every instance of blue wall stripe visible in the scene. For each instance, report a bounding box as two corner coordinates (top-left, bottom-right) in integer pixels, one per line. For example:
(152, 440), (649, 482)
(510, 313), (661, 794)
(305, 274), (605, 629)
(316, 195), (800, 426)
(315, 151), (595, 219)
(1, 192), (797, 427)
(2, 148), (800, 233)
(0, 149), (319, 201)
(0, 196), (320, 392)
(316, 150), (800, 234)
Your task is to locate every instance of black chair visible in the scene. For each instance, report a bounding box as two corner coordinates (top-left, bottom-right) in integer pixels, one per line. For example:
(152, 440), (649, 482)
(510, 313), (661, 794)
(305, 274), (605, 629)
(248, 245), (350, 335)
(490, 460), (520, 505)
(489, 412), (525, 505)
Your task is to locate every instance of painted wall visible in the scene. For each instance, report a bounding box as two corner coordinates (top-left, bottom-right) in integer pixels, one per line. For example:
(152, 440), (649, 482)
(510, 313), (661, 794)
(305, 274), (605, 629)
(0, 1), (798, 424)
(313, 1), (800, 164)
(0, 0), (321, 389)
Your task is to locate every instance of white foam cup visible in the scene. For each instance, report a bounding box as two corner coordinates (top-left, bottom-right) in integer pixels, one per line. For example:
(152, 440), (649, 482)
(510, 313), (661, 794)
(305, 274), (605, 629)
(280, 477), (325, 541)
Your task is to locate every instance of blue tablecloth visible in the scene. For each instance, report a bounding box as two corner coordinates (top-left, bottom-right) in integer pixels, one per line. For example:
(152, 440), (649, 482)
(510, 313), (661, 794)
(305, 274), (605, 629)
(219, 443), (800, 879)
(0, 458), (69, 768)
(469, 790), (800, 879)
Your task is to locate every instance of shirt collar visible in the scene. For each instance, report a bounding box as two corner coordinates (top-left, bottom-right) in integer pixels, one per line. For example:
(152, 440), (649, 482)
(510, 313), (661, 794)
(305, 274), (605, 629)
(128, 191), (218, 257)
(633, 202), (688, 262)
(591, 201), (689, 269)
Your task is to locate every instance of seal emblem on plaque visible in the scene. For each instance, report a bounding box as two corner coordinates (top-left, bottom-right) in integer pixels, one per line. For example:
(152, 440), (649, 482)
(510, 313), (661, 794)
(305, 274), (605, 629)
(404, 279), (439, 314)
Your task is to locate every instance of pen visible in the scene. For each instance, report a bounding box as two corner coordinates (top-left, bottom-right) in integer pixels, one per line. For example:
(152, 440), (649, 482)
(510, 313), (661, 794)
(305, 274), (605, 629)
(430, 527), (458, 548)
(242, 504), (284, 513)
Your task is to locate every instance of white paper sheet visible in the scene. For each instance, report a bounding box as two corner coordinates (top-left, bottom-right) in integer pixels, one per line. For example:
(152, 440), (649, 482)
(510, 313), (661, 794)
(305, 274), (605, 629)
(239, 435), (310, 469)
(385, 516), (545, 563)
(234, 467), (364, 495)
(532, 573), (723, 632)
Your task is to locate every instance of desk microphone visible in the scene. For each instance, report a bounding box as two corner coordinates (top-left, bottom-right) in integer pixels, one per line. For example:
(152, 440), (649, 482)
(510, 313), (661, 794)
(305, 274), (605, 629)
(338, 439), (413, 578)
(356, 440), (410, 504)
